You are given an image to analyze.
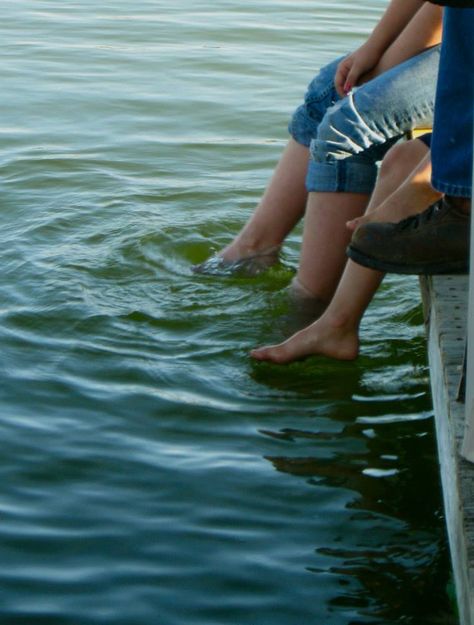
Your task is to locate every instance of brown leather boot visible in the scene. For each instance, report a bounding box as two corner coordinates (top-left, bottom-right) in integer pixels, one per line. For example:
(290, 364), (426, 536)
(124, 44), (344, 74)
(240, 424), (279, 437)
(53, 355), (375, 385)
(346, 198), (470, 275)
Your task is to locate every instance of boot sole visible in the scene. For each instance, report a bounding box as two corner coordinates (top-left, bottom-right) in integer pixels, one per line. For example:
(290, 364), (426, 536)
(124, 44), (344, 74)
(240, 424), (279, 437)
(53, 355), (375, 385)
(347, 244), (469, 275)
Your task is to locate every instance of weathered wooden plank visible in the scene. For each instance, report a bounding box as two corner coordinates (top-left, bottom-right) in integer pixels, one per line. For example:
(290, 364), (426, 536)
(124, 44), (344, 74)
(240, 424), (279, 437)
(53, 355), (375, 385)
(461, 199), (474, 460)
(422, 275), (474, 624)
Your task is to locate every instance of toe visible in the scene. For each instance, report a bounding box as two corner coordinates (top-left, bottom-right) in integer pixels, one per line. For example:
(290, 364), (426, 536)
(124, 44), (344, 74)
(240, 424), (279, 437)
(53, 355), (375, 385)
(250, 345), (285, 363)
(250, 347), (270, 361)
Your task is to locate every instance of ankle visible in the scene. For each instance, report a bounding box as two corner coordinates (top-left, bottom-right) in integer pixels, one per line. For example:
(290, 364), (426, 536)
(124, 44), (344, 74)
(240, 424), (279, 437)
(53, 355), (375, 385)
(290, 277), (331, 305)
(323, 309), (358, 334)
(227, 234), (280, 258)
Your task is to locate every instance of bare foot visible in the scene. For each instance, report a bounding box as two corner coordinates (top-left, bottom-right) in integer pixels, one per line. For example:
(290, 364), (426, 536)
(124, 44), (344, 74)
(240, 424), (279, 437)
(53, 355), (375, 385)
(346, 210), (404, 232)
(346, 191), (444, 232)
(346, 214), (373, 232)
(250, 314), (359, 364)
(193, 243), (280, 276)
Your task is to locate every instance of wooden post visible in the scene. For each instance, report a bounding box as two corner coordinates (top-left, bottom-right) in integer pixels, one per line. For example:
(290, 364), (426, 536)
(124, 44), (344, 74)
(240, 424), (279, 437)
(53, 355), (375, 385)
(461, 159), (474, 462)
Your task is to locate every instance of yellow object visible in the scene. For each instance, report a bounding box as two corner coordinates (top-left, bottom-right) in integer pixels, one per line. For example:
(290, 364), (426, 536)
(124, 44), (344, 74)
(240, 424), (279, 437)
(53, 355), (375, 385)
(408, 127), (432, 140)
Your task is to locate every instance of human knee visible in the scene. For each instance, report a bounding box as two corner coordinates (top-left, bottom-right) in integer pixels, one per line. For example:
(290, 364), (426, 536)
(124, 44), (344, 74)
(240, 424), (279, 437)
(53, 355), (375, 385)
(288, 58), (341, 147)
(378, 139), (428, 182)
(378, 141), (410, 179)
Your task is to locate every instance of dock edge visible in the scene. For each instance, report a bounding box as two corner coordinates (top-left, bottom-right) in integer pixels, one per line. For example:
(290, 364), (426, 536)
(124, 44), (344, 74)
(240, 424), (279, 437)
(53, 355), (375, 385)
(421, 274), (474, 624)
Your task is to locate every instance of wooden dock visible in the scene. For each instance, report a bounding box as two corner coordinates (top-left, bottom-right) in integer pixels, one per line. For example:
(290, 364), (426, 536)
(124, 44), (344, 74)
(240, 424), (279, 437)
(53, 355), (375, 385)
(421, 274), (474, 624)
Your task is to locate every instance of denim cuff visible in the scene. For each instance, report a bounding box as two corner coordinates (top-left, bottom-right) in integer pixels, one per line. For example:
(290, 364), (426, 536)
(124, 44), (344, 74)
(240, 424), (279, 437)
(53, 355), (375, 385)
(305, 159), (378, 194)
(288, 105), (318, 148)
(431, 176), (472, 198)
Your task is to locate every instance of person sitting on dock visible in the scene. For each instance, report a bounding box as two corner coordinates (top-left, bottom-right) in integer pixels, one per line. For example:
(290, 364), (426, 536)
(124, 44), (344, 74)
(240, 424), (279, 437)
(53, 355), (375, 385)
(346, 3), (473, 276)
(250, 134), (440, 363)
(250, 2), (473, 365)
(195, 0), (443, 321)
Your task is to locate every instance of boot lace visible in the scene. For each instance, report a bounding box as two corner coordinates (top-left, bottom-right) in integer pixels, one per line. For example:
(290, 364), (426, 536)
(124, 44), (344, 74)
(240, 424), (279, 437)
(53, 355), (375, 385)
(396, 201), (443, 231)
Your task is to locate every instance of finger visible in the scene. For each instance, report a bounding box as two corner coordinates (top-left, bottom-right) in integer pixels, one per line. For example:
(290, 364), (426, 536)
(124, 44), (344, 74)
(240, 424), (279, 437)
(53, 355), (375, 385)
(343, 65), (361, 94)
(335, 75), (346, 98)
(335, 60), (351, 97)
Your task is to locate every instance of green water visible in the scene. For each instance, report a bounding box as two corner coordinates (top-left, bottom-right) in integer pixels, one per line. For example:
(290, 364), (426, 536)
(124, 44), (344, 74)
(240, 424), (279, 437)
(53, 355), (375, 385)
(0, 1), (456, 624)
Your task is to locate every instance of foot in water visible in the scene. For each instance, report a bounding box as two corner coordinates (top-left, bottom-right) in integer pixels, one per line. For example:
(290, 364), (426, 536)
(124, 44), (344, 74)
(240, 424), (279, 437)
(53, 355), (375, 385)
(193, 244), (281, 277)
(281, 276), (328, 333)
(250, 312), (359, 364)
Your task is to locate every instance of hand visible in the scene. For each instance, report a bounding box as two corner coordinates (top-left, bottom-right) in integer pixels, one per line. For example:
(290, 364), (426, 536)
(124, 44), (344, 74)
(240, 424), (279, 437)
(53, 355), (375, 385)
(334, 42), (382, 98)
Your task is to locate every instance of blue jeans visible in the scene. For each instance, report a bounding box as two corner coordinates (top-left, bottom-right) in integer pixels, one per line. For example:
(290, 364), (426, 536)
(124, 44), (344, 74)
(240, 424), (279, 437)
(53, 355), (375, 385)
(289, 46), (440, 194)
(431, 8), (474, 197)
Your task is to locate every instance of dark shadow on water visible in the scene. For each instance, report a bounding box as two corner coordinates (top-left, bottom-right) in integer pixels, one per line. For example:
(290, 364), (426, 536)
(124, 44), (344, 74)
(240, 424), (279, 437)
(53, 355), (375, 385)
(262, 415), (456, 624)
(249, 294), (455, 623)
(250, 355), (362, 392)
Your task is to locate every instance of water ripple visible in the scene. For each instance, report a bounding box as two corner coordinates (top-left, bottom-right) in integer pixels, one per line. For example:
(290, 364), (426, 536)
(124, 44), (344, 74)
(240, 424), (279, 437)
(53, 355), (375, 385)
(0, 1), (455, 624)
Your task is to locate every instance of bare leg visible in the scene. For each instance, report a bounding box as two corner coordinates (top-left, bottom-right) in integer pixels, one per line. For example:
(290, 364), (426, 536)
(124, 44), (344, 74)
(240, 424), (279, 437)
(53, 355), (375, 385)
(222, 139), (309, 259)
(206, 139), (309, 264)
(347, 141), (441, 231)
(293, 192), (369, 303)
(193, 138), (309, 275)
(251, 261), (380, 362)
(251, 142), (436, 363)
(197, 5), (442, 275)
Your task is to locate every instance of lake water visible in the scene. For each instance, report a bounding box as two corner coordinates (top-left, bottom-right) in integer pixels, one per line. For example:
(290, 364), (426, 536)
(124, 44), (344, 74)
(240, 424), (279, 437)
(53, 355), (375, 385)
(0, 1), (456, 624)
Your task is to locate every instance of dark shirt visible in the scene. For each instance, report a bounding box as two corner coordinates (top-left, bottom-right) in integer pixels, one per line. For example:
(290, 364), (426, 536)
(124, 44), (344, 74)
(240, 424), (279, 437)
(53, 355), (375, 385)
(429, 1), (474, 7)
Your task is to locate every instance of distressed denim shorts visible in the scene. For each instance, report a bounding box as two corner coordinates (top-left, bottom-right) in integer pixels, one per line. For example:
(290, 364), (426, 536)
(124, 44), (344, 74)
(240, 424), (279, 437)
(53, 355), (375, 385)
(288, 45), (441, 194)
